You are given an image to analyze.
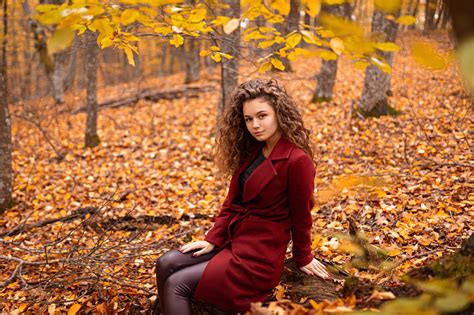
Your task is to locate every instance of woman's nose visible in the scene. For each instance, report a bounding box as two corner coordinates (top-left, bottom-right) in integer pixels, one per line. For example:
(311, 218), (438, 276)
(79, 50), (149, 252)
(252, 120), (260, 128)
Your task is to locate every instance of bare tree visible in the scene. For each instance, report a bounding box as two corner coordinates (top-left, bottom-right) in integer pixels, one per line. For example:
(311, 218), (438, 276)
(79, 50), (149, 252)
(218, 0), (240, 120)
(312, 1), (352, 103)
(0, 0), (12, 213)
(84, 31), (100, 148)
(359, 6), (400, 117)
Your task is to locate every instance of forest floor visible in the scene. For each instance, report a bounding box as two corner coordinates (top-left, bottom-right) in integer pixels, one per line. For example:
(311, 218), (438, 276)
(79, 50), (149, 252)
(0, 30), (472, 314)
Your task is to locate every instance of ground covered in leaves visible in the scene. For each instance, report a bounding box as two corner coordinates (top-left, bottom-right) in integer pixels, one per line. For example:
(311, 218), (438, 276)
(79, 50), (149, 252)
(0, 30), (472, 314)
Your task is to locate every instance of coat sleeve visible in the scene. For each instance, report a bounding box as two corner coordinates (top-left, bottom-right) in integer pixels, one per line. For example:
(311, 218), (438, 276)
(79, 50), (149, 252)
(204, 185), (235, 248)
(287, 154), (316, 268)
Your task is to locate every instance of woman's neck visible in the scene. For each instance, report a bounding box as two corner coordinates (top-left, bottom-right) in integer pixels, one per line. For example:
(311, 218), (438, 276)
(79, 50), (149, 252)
(263, 132), (281, 157)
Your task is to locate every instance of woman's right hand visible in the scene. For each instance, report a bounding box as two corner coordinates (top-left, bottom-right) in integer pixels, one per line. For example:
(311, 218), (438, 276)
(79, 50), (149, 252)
(179, 240), (215, 257)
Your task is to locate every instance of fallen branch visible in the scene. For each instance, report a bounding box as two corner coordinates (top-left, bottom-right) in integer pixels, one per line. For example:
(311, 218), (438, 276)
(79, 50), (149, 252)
(72, 84), (215, 114)
(0, 206), (98, 238)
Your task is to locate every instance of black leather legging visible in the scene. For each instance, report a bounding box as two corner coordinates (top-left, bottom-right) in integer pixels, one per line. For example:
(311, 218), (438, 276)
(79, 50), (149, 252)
(155, 248), (219, 315)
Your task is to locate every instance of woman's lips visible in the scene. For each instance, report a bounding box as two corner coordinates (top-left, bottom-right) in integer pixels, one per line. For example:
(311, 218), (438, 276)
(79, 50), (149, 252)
(254, 131), (264, 136)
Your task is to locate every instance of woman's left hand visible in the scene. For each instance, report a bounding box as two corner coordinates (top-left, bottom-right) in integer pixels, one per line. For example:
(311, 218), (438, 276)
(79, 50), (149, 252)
(299, 258), (332, 280)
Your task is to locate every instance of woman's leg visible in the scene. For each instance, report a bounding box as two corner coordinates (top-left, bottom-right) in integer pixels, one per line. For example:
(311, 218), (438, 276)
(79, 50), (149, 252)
(155, 249), (218, 314)
(163, 260), (210, 315)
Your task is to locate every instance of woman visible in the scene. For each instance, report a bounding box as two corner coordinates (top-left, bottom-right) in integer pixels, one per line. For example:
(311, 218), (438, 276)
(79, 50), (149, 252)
(155, 78), (331, 314)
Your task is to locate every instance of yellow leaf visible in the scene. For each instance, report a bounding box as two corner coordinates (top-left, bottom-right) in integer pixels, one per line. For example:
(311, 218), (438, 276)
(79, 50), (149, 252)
(211, 53), (221, 62)
(68, 303), (81, 315)
(301, 30), (321, 45)
(329, 37), (345, 55)
(220, 53), (234, 59)
(120, 9), (139, 26)
(305, 0), (321, 17)
(410, 41), (449, 70)
(170, 34), (184, 48)
(396, 15), (417, 25)
(210, 45), (220, 51)
(286, 33), (302, 48)
(374, 0), (401, 14)
(371, 57), (391, 74)
(271, 57), (285, 70)
(258, 40), (275, 49)
(258, 61), (272, 72)
(317, 49), (337, 60)
(374, 42), (400, 52)
(223, 18), (240, 34)
(123, 46), (136, 66)
(211, 16), (230, 26)
(47, 27), (75, 55)
(199, 50), (211, 57)
(271, 0), (290, 15)
(388, 248), (401, 257)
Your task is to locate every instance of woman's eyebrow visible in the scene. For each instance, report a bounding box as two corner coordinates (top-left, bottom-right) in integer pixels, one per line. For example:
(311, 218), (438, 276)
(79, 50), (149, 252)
(244, 110), (267, 117)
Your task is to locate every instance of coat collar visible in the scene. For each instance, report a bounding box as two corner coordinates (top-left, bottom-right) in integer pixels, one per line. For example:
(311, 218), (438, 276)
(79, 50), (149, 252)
(233, 136), (295, 204)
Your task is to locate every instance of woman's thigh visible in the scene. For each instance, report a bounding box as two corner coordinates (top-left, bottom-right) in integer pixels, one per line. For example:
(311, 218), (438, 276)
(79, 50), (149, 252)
(156, 248), (219, 280)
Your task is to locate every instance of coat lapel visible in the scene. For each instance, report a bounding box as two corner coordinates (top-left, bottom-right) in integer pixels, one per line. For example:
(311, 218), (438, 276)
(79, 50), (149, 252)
(241, 136), (295, 203)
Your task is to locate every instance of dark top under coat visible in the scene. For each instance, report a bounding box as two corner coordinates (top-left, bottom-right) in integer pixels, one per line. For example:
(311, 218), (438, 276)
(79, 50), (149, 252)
(234, 148), (266, 205)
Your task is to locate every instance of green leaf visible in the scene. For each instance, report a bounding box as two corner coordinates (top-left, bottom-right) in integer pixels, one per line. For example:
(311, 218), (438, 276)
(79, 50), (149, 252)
(47, 27), (75, 55)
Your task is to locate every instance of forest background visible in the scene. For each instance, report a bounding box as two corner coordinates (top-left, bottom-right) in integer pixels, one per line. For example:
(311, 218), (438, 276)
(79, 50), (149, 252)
(0, 0), (472, 314)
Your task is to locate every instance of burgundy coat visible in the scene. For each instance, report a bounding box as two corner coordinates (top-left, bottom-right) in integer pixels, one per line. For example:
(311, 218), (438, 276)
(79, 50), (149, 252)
(193, 136), (316, 312)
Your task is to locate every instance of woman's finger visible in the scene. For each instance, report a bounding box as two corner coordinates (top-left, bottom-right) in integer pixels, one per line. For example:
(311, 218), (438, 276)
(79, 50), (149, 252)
(193, 247), (209, 257)
(180, 242), (202, 253)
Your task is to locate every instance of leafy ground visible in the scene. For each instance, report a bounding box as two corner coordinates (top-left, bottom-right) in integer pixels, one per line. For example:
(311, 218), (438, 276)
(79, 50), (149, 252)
(0, 30), (472, 314)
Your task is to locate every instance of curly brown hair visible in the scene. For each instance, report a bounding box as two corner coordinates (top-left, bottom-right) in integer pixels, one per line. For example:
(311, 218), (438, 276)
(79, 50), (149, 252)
(213, 78), (316, 177)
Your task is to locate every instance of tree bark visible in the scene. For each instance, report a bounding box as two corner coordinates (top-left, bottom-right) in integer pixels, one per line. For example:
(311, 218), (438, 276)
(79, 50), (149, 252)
(217, 0), (240, 121)
(84, 31), (100, 148)
(424, 0), (437, 32)
(184, 38), (200, 83)
(0, 0), (12, 213)
(359, 8), (400, 117)
(312, 2), (352, 103)
(63, 35), (78, 91)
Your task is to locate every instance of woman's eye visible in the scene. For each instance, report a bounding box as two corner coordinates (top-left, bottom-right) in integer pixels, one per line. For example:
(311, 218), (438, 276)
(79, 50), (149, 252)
(259, 115), (266, 119)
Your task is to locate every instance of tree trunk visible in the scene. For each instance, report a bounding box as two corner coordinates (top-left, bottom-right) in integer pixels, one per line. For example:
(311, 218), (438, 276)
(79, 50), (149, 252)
(63, 35), (78, 91)
(424, 0), (437, 32)
(217, 0), (240, 121)
(184, 38), (200, 83)
(359, 8), (400, 117)
(0, 0), (12, 213)
(312, 2), (352, 103)
(84, 31), (100, 148)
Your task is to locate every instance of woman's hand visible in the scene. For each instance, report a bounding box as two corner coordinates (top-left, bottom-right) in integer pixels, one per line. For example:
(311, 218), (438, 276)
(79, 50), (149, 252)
(299, 258), (332, 280)
(179, 240), (215, 257)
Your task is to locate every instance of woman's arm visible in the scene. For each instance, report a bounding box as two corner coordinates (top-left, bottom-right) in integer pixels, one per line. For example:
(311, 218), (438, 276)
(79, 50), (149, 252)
(287, 154), (316, 268)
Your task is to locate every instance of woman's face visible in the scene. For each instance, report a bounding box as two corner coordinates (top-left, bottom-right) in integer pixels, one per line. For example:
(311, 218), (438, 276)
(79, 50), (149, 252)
(242, 97), (280, 142)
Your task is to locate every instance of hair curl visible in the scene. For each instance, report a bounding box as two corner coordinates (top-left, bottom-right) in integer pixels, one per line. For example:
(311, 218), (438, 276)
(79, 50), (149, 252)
(213, 78), (315, 177)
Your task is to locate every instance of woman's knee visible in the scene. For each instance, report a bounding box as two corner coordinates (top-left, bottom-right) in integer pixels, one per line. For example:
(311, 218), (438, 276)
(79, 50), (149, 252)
(156, 249), (182, 276)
